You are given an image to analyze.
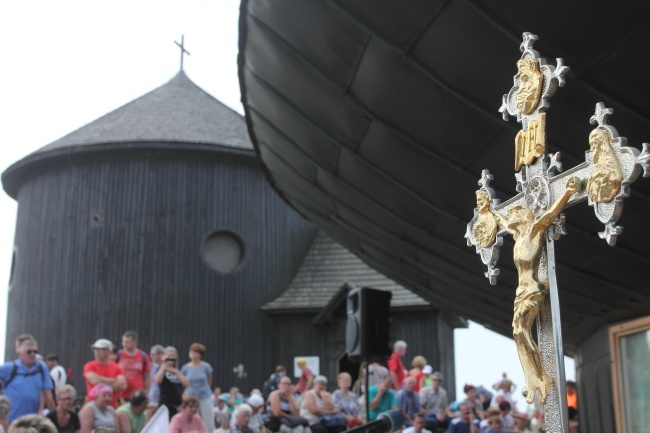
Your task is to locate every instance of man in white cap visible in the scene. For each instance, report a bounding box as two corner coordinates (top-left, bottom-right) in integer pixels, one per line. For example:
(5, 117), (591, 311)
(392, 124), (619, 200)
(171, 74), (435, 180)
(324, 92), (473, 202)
(83, 339), (127, 408)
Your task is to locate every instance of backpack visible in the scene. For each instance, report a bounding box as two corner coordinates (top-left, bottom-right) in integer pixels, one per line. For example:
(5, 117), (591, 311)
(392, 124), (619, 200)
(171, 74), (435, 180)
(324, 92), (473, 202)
(262, 373), (281, 399)
(2, 360), (45, 389)
(116, 349), (147, 364)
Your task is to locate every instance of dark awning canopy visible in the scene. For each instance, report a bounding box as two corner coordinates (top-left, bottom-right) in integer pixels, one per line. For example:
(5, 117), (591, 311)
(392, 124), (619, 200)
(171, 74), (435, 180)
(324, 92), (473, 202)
(238, 0), (650, 354)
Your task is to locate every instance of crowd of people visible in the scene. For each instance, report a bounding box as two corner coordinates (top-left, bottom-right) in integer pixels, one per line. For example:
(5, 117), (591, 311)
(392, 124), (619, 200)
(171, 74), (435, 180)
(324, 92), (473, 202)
(0, 334), (578, 433)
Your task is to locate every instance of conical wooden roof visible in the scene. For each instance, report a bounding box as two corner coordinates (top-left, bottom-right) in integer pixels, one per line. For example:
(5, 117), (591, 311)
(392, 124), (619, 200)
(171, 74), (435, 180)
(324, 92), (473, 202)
(40, 71), (251, 151)
(3, 72), (252, 198)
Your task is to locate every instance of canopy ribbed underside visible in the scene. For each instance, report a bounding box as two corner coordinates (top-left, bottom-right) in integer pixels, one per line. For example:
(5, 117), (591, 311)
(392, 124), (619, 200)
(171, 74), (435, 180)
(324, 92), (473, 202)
(238, 0), (650, 353)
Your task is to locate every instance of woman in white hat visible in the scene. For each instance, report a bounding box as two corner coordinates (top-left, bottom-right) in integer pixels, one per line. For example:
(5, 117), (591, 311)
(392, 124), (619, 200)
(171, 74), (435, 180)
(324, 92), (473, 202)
(418, 365), (433, 392)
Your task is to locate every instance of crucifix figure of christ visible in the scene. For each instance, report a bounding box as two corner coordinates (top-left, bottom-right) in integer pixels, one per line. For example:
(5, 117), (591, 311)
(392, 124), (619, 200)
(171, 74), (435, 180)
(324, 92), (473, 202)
(465, 33), (650, 433)
(492, 175), (579, 405)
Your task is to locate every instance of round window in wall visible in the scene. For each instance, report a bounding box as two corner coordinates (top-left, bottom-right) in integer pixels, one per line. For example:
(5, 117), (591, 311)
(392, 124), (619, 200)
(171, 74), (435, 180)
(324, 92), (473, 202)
(201, 230), (245, 274)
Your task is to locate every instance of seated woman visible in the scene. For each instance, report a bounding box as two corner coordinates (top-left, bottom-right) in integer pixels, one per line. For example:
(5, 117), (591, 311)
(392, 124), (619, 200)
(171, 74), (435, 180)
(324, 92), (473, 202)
(79, 384), (116, 433)
(300, 376), (345, 433)
(46, 385), (81, 433)
(169, 396), (208, 433)
(266, 377), (309, 433)
(331, 373), (361, 429)
(462, 384), (485, 420)
(115, 390), (148, 433)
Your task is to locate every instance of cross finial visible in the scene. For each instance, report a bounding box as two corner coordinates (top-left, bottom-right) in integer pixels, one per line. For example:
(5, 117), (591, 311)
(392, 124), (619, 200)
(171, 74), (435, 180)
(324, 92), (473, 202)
(590, 102), (613, 127)
(174, 35), (191, 71)
(520, 32), (538, 53)
(478, 169), (493, 188)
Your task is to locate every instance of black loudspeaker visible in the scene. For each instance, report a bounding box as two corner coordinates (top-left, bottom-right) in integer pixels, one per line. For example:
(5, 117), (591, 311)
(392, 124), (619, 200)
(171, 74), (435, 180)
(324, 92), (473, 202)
(346, 287), (392, 360)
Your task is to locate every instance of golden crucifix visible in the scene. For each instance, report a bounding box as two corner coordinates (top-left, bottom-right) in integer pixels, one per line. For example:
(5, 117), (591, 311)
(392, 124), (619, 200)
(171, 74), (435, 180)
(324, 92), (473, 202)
(465, 33), (650, 433)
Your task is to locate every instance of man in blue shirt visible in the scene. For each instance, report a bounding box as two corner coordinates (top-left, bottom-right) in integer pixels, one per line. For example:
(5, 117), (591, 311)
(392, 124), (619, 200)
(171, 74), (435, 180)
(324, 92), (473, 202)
(397, 376), (420, 426)
(448, 403), (480, 433)
(0, 337), (54, 421)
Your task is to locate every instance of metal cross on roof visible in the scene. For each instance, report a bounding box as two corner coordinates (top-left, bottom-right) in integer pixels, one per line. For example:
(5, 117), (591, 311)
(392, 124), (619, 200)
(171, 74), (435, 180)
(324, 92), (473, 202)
(465, 32), (650, 433)
(174, 35), (191, 71)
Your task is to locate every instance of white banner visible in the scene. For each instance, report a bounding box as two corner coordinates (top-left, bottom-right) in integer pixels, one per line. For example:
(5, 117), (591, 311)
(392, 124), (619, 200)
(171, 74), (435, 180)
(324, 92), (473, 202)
(141, 405), (170, 433)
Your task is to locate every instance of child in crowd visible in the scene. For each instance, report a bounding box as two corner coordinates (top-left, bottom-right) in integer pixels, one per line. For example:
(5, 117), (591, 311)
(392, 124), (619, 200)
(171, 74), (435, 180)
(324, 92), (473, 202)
(483, 414), (507, 433)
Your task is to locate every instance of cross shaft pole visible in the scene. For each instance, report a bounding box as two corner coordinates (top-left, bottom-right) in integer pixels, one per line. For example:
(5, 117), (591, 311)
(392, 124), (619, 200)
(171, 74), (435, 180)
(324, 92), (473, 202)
(174, 35), (191, 71)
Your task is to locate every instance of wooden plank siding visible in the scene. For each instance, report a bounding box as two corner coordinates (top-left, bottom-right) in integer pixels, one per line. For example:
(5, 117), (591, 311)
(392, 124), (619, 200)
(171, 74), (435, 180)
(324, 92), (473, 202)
(6, 147), (317, 393)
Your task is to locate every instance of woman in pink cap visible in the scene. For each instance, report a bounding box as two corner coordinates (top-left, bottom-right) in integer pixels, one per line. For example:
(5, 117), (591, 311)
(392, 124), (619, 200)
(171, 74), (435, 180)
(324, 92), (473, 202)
(79, 384), (115, 433)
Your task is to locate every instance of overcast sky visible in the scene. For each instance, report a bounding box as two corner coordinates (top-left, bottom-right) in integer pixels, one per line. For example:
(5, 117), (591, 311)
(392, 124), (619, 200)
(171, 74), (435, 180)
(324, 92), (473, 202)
(0, 0), (573, 405)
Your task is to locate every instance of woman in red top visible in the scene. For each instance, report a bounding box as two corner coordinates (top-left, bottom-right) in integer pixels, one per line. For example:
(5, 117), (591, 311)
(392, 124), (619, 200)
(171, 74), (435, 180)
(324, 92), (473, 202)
(408, 355), (427, 393)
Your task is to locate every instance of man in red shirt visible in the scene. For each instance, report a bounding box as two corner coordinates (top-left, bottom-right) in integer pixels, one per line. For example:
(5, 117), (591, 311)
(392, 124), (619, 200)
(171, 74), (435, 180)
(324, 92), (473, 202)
(387, 340), (407, 390)
(118, 330), (151, 399)
(83, 338), (127, 408)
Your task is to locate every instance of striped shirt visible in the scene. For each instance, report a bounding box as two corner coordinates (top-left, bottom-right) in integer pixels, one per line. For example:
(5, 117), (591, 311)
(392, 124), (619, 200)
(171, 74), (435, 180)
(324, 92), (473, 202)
(148, 363), (160, 404)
